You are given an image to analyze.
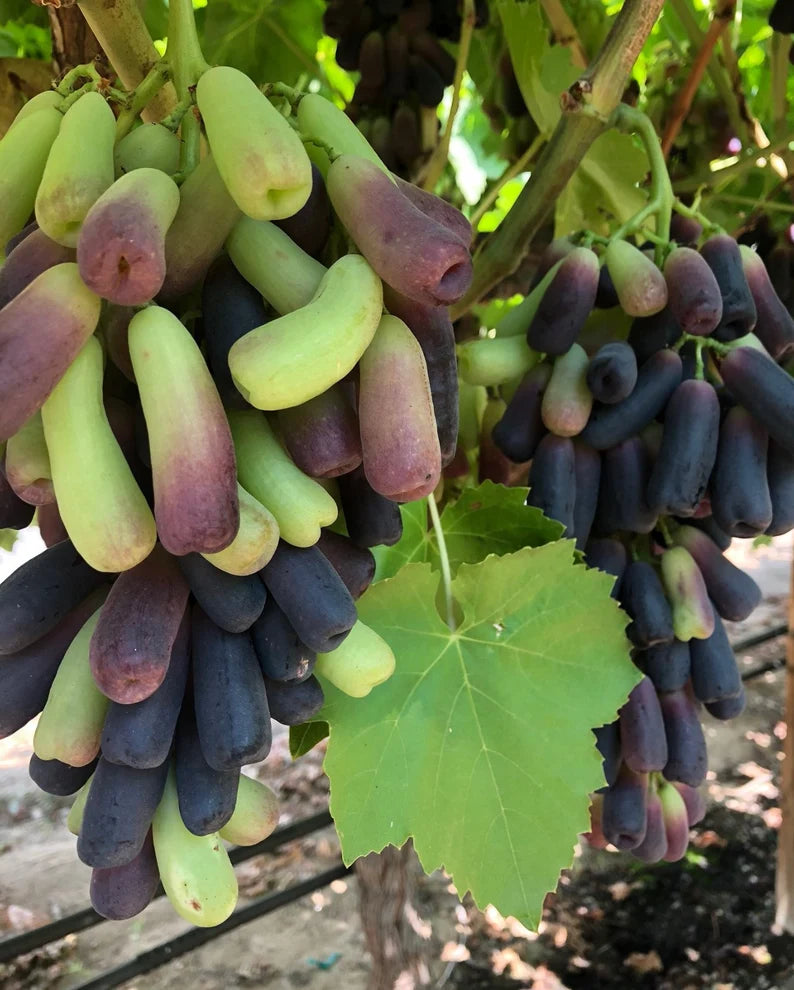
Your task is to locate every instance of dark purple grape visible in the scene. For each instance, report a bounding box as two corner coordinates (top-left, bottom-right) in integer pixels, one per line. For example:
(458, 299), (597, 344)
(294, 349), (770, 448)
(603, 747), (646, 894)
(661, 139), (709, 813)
(664, 247), (723, 336)
(264, 675), (325, 725)
(740, 245), (794, 361)
(317, 530), (376, 601)
(689, 603), (742, 704)
(719, 346), (794, 458)
(619, 676), (668, 773)
(583, 538), (627, 599)
(637, 639), (691, 693)
(767, 440), (794, 536)
(527, 247), (599, 356)
(705, 686), (747, 720)
(90, 830), (160, 920)
(594, 721), (621, 787)
(710, 403), (772, 537)
(700, 235), (757, 341)
(621, 561), (674, 649)
(251, 597), (316, 684)
(572, 441), (601, 551)
(660, 689), (708, 787)
(274, 164), (331, 259)
(586, 342), (638, 404)
(338, 466), (403, 548)
(526, 434), (575, 533)
(29, 754), (97, 796)
(594, 437), (656, 535)
(627, 307), (681, 366)
(492, 363), (550, 463)
(602, 764), (648, 850)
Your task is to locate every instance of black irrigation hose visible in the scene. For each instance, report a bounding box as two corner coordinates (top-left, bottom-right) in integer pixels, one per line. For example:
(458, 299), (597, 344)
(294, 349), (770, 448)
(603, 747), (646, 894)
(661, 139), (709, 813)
(0, 808), (333, 963)
(731, 622), (788, 653)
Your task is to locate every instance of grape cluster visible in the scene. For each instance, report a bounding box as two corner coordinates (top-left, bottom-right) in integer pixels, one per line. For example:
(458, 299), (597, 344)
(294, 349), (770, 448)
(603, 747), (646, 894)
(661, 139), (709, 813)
(460, 214), (794, 863)
(322, 0), (488, 173)
(0, 63), (470, 925)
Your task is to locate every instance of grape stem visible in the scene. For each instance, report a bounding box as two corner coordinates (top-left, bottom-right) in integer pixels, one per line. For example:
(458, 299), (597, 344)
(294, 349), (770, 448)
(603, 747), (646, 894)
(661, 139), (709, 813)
(428, 495), (456, 632)
(167, 0), (209, 178)
(115, 61), (172, 140)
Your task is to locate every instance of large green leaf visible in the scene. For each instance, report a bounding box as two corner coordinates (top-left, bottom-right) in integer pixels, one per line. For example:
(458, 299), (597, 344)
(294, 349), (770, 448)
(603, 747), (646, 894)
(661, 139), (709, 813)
(317, 543), (637, 927)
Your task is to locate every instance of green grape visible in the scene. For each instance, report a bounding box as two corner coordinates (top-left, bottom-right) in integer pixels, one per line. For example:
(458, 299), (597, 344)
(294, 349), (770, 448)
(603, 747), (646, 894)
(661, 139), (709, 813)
(114, 123), (181, 176)
(9, 90), (63, 129)
(457, 335), (540, 387)
(296, 92), (392, 177)
(605, 239), (668, 318)
(218, 774), (279, 846)
(4, 411), (53, 505)
(201, 483), (280, 576)
(541, 343), (593, 438)
(660, 546), (715, 642)
(67, 776), (93, 836)
(315, 620), (396, 698)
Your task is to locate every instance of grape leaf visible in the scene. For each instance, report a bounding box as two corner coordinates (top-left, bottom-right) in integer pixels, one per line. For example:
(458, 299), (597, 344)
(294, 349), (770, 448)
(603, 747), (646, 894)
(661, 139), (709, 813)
(290, 719), (329, 759)
(317, 542), (638, 927)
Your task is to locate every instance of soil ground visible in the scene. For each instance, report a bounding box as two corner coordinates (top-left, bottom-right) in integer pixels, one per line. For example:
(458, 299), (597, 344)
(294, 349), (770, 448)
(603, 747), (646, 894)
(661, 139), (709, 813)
(0, 533), (792, 989)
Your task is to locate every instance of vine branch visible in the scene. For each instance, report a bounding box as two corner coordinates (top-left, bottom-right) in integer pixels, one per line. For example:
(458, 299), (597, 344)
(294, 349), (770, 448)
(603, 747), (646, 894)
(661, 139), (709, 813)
(539, 0), (588, 69)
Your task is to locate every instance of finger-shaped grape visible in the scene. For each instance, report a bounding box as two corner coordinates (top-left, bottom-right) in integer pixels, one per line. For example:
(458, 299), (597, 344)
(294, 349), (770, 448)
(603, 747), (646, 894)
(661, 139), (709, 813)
(35, 92), (115, 246)
(34, 601), (109, 767)
(0, 263), (101, 443)
(631, 785), (667, 863)
(646, 379), (720, 517)
(251, 596), (316, 683)
(621, 561), (674, 649)
(265, 675), (325, 725)
(719, 346), (794, 458)
(89, 544), (190, 704)
(605, 239), (668, 317)
(491, 363), (550, 464)
(586, 342), (638, 404)
(228, 411), (337, 547)
(130, 306), (239, 554)
(664, 247), (723, 336)
(526, 434), (575, 533)
(0, 105), (61, 252)
(457, 335), (539, 387)
(260, 541), (357, 653)
(527, 247), (599, 354)
(178, 554), (266, 633)
(101, 304), (135, 381)
(393, 173), (471, 245)
(338, 465), (403, 548)
(572, 441), (601, 551)
(315, 619), (395, 697)
(594, 436), (656, 535)
(296, 92), (390, 175)
(660, 688), (708, 787)
(201, 484), (279, 576)
(219, 773), (279, 846)
(153, 768), (238, 926)
(658, 779), (690, 862)
(619, 676), (668, 773)
(689, 602), (741, 704)
(700, 234), (757, 340)
(42, 337), (156, 571)
(317, 530), (376, 601)
(0, 228), (75, 308)
(627, 307), (681, 366)
(705, 687), (746, 720)
(359, 313), (441, 501)
(638, 639), (691, 693)
(684, 514), (732, 551)
(580, 349), (682, 450)
(767, 440), (794, 536)
(197, 66), (312, 221)
(327, 154), (471, 306)
(5, 412), (53, 505)
(10, 90), (63, 128)
(175, 700), (240, 836)
(192, 605), (271, 770)
(230, 254), (383, 410)
(0, 469), (35, 529)
(739, 244), (794, 360)
(100, 612), (190, 769)
(90, 830), (159, 921)
(674, 525), (761, 621)
(279, 385), (362, 479)
(159, 155), (240, 301)
(114, 123), (180, 176)
(67, 776), (91, 835)
(670, 213), (703, 246)
(541, 343), (593, 437)
(584, 538), (627, 599)
(594, 722), (621, 788)
(274, 163), (332, 258)
(602, 765), (648, 850)
(29, 753), (97, 796)
(660, 546), (714, 641)
(478, 397), (516, 486)
(77, 168), (180, 305)
(710, 403), (772, 536)
(496, 258), (565, 338)
(595, 262), (619, 309)
(226, 216), (326, 315)
(674, 781), (707, 826)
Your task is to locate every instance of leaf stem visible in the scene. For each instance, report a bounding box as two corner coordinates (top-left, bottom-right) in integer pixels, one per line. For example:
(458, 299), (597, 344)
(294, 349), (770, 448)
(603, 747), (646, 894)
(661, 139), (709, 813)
(469, 134), (546, 230)
(428, 495), (456, 631)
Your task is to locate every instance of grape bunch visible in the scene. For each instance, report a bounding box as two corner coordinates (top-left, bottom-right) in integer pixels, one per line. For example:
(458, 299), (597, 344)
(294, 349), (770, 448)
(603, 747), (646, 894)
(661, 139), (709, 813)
(459, 213), (794, 863)
(322, 0), (488, 173)
(0, 57), (470, 925)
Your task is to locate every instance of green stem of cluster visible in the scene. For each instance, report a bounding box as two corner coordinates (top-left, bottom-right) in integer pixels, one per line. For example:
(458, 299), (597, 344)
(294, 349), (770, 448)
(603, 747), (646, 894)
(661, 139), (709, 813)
(56, 62), (103, 96)
(115, 61), (172, 140)
(167, 0), (209, 177)
(673, 330), (731, 359)
(694, 339), (706, 381)
(159, 97), (194, 134)
(672, 196), (725, 235)
(657, 517), (673, 548)
(59, 82), (96, 112)
(428, 495), (456, 632)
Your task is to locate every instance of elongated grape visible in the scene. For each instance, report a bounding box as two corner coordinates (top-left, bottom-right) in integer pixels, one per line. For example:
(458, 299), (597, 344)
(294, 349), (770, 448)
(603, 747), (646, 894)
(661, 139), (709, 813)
(77, 756), (169, 868)
(719, 346), (794, 458)
(90, 830), (159, 921)
(359, 313), (441, 501)
(646, 379), (720, 517)
(231, 255), (383, 410)
(674, 525), (761, 621)
(29, 754), (97, 796)
(689, 603), (741, 704)
(602, 765), (648, 850)
(153, 768), (238, 926)
(382, 286), (459, 465)
(175, 700), (240, 836)
(0, 263), (101, 443)
(619, 676), (668, 773)
(42, 338), (156, 572)
(478, 397), (515, 485)
(260, 541), (357, 654)
(627, 307), (681, 365)
(658, 779), (689, 862)
(739, 245), (794, 360)
(5, 412), (53, 505)
(327, 154), (471, 306)
(631, 786), (667, 863)
(700, 234), (757, 340)
(594, 437), (656, 535)
(527, 247), (599, 355)
(605, 239), (668, 317)
(197, 65), (312, 221)
(67, 776), (91, 835)
(457, 335), (539, 387)
(228, 410), (337, 547)
(34, 603), (108, 766)
(159, 155), (240, 301)
(0, 470), (35, 529)
(674, 780), (707, 826)
(179, 554), (266, 633)
(130, 306), (239, 555)
(497, 258), (566, 338)
(584, 538), (627, 599)
(279, 386), (362, 479)
(274, 163), (332, 258)
(36, 92), (115, 246)
(705, 686), (746, 720)
(586, 342), (638, 404)
(265, 675), (325, 725)
(202, 484), (279, 576)
(393, 173), (471, 245)
(0, 228), (75, 308)
(541, 343), (593, 437)
(660, 546), (714, 641)
(192, 605), (271, 770)
(219, 773), (279, 846)
(594, 722), (621, 787)
(621, 561), (674, 648)
(638, 639), (691, 693)
(77, 168), (180, 305)
(491, 363), (550, 463)
(114, 123), (181, 175)
(0, 540), (105, 655)
(251, 597), (316, 683)
(664, 247), (723, 335)
(767, 440), (794, 536)
(296, 92), (389, 175)
(0, 106), (61, 251)
(710, 404), (772, 536)
(684, 514), (732, 552)
(526, 434), (575, 532)
(317, 530), (376, 601)
(580, 349), (682, 450)
(90, 544), (190, 704)
(100, 612), (189, 769)
(571, 441), (601, 550)
(315, 619), (395, 697)
(338, 465), (403, 548)
(660, 688), (708, 787)
(201, 255), (270, 409)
